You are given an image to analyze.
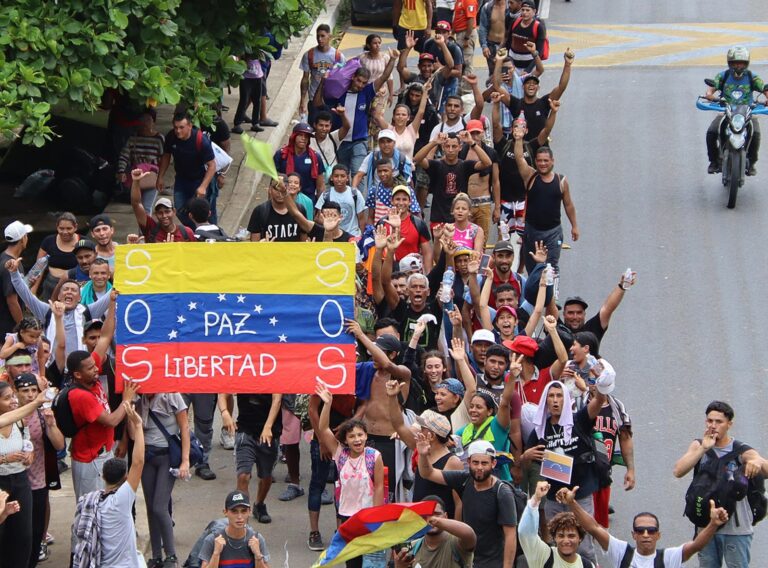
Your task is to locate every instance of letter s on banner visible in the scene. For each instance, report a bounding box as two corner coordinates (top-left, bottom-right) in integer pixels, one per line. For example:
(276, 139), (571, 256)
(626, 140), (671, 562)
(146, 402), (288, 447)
(120, 347), (153, 382)
(124, 249), (152, 286)
(315, 248), (349, 289)
(316, 347), (347, 389)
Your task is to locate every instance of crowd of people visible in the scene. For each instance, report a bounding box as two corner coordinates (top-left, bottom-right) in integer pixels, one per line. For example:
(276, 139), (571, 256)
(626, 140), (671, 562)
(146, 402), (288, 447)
(0, 1), (766, 567)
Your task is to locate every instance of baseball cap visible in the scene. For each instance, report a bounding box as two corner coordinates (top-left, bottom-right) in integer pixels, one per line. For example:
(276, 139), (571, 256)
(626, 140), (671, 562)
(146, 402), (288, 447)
(292, 122), (314, 137)
(89, 214), (113, 229)
(454, 247), (472, 258)
(13, 373), (39, 390)
(378, 129), (396, 141)
(73, 239), (96, 254)
(435, 378), (465, 397)
(224, 490), (251, 510)
(392, 184), (411, 198)
(471, 329), (496, 344)
(436, 20), (452, 32)
(4, 221), (33, 243)
(508, 335), (539, 358)
(83, 319), (104, 333)
(494, 305), (518, 321)
(522, 75), (540, 84)
(415, 410), (451, 438)
(154, 197), (174, 210)
(521, 0), (536, 8)
(466, 119), (484, 133)
(418, 53), (435, 62)
(399, 253), (423, 273)
(466, 440), (496, 458)
(493, 240), (515, 253)
(564, 296), (589, 310)
(375, 334), (402, 354)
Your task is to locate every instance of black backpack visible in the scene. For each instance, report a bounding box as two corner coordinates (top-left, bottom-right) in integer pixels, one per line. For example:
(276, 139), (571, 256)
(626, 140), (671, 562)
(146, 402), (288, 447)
(52, 383), (90, 437)
(543, 548), (594, 568)
(462, 477), (527, 558)
(684, 440), (759, 527)
(619, 543), (665, 568)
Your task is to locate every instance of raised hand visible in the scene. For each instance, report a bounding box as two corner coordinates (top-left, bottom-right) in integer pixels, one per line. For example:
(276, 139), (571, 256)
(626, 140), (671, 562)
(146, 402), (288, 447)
(449, 337), (466, 361)
(49, 300), (65, 318)
(415, 431), (430, 455)
(386, 230), (405, 252)
(555, 486), (579, 505)
(315, 379), (333, 404)
(564, 47), (575, 63)
(447, 307), (462, 327)
(385, 207), (402, 229)
(4, 258), (20, 273)
(529, 241), (547, 264)
(126, 233), (141, 244)
(385, 379), (402, 397)
(131, 168), (151, 182)
(543, 315), (558, 334)
(709, 500), (729, 526)
(525, 41), (537, 54)
(405, 30), (417, 50)
(465, 73), (478, 86)
(549, 98), (561, 112)
(490, 91), (503, 104)
(534, 480), (551, 502)
(374, 224), (388, 250)
(388, 48), (400, 59)
(345, 318), (364, 339)
(509, 352), (524, 377)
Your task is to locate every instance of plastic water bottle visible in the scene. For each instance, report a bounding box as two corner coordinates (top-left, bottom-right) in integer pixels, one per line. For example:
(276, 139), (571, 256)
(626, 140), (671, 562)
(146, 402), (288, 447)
(299, 112), (308, 124)
(169, 468), (192, 480)
(499, 222), (510, 242)
(545, 263), (554, 286)
(439, 267), (455, 309)
(25, 255), (49, 285)
(621, 267), (633, 290)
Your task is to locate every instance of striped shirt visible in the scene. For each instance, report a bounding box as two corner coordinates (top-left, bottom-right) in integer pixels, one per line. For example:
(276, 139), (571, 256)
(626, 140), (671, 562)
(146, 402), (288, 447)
(365, 182), (422, 224)
(117, 134), (165, 174)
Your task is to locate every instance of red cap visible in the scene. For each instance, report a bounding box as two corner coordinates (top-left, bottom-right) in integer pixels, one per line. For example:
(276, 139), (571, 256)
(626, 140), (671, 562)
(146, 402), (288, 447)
(494, 305), (518, 322)
(436, 20), (452, 31)
(418, 52), (435, 62)
(508, 335), (539, 358)
(466, 119), (484, 133)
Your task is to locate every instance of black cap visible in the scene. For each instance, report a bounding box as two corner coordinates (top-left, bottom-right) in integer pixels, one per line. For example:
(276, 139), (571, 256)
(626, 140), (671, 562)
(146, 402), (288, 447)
(522, 75), (540, 84)
(83, 319), (104, 333)
(521, 0), (536, 8)
(89, 214), (113, 229)
(375, 334), (402, 354)
(563, 296), (589, 310)
(493, 240), (515, 253)
(14, 372), (39, 390)
(225, 490), (251, 510)
(73, 239), (96, 253)
(292, 122), (314, 137)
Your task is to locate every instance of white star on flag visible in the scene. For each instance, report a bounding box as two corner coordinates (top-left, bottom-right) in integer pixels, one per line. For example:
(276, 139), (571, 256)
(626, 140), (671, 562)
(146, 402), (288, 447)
(168, 330), (178, 340)
(177, 315), (186, 324)
(278, 334), (287, 342)
(253, 305), (263, 313)
(188, 302), (197, 310)
(218, 294), (227, 302)
(237, 295), (246, 303)
(269, 316), (278, 326)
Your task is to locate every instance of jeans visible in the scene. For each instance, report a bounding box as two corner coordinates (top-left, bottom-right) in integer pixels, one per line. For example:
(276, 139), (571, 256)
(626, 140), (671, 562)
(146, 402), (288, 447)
(523, 224), (563, 275)
(234, 77), (263, 125)
(707, 115), (761, 165)
(338, 140), (368, 184)
(174, 177), (201, 229)
(698, 533), (752, 568)
(183, 393), (216, 467)
(485, 41), (501, 75)
(455, 29), (478, 95)
(308, 439), (332, 513)
(29, 487), (48, 568)
(545, 495), (596, 564)
(0, 472), (33, 568)
(141, 450), (177, 559)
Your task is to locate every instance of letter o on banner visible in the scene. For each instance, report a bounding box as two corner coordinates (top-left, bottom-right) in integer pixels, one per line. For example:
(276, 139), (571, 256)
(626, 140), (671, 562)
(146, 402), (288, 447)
(318, 299), (344, 338)
(123, 299), (152, 335)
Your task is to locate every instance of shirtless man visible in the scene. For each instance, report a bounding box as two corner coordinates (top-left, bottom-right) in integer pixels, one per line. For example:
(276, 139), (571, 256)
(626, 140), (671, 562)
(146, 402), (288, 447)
(347, 319), (411, 502)
(479, 0), (516, 75)
(460, 118), (499, 246)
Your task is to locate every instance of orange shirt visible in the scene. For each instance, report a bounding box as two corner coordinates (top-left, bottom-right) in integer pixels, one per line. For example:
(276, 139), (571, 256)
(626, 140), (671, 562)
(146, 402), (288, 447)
(453, 0), (478, 32)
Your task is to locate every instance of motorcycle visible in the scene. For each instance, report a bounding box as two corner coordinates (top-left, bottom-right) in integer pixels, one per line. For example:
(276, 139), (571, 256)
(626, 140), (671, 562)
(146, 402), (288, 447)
(697, 78), (768, 209)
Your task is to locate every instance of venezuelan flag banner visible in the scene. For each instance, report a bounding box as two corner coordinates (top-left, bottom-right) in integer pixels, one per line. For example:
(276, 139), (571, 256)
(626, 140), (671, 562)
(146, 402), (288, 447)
(114, 242), (356, 394)
(313, 501), (436, 567)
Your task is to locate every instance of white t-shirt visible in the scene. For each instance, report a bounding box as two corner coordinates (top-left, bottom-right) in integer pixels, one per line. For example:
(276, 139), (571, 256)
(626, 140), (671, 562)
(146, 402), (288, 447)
(99, 483), (140, 567)
(428, 118), (467, 141)
(315, 186), (366, 237)
(311, 130), (343, 177)
(606, 535), (684, 568)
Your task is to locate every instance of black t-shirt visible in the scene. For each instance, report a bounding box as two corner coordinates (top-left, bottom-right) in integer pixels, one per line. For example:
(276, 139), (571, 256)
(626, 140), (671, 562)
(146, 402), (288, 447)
(494, 137), (539, 202)
(459, 143), (498, 179)
(443, 471), (518, 568)
(163, 127), (215, 181)
(204, 116), (231, 146)
(534, 314), (605, 369)
(307, 225), (355, 243)
(247, 201), (306, 242)
(425, 159), (478, 223)
(389, 298), (443, 351)
(0, 252), (21, 336)
(236, 394), (283, 437)
(527, 406), (598, 500)
(507, 94), (551, 142)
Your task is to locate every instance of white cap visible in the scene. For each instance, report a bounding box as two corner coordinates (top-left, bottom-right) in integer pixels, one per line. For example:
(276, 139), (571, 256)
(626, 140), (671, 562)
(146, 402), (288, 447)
(378, 129), (397, 141)
(399, 254), (423, 273)
(471, 329), (496, 344)
(595, 359), (616, 395)
(4, 221), (33, 243)
(466, 439), (496, 458)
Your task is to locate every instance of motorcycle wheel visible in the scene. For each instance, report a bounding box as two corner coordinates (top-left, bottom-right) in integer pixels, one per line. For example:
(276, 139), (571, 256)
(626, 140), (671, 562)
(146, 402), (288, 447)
(727, 150), (743, 209)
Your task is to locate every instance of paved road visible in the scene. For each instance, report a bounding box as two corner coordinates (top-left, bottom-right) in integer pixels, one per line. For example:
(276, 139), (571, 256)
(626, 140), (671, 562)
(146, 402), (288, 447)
(46, 3), (768, 566)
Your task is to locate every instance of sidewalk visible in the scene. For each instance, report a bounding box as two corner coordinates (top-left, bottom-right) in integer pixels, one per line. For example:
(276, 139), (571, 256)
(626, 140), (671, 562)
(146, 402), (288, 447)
(104, 0), (344, 240)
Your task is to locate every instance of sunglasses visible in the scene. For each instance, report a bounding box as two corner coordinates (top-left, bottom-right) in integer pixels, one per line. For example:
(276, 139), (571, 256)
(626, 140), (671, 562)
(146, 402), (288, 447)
(632, 526), (659, 535)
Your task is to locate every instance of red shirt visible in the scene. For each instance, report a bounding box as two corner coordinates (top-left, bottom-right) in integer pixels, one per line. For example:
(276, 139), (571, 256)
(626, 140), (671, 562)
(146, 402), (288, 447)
(141, 216), (195, 243)
(518, 366), (552, 405)
(453, 0), (478, 32)
(70, 379), (113, 463)
(394, 215), (429, 261)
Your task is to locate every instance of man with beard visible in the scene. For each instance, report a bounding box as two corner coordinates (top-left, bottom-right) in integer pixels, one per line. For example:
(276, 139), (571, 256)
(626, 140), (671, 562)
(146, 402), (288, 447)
(130, 169), (196, 243)
(392, 495), (475, 568)
(248, 176), (307, 242)
(88, 214), (117, 274)
(418, 439), (518, 568)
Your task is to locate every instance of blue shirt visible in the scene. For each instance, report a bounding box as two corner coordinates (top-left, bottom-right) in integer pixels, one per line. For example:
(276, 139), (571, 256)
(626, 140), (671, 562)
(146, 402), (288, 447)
(163, 128), (215, 182)
(333, 84), (377, 143)
(273, 150), (317, 200)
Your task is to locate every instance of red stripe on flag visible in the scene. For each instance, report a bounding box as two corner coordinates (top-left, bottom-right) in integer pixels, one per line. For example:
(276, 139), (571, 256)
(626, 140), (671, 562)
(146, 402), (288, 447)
(338, 502), (436, 541)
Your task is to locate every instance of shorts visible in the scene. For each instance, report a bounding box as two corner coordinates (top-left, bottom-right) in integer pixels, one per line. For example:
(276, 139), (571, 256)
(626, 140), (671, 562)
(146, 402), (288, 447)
(500, 200), (526, 234)
(393, 26), (428, 52)
(235, 431), (279, 479)
(414, 167), (430, 191)
(280, 408), (301, 445)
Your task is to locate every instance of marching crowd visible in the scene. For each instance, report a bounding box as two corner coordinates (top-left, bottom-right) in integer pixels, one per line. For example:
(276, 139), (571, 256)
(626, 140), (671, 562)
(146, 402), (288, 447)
(0, 1), (766, 567)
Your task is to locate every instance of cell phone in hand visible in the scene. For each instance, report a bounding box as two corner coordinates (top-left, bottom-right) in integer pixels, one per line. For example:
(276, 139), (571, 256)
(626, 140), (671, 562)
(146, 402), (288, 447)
(480, 254), (491, 271)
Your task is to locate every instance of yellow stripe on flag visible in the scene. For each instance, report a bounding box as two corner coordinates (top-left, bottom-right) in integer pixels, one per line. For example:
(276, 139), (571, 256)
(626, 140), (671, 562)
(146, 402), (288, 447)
(545, 451), (573, 467)
(114, 242), (356, 295)
(241, 133), (279, 180)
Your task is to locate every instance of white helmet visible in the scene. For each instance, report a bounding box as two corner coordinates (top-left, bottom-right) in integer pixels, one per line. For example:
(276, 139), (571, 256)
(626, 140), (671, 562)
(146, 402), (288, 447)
(727, 46), (750, 77)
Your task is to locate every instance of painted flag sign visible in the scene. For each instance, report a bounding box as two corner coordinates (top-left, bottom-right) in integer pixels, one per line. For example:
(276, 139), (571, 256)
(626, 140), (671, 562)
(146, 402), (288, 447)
(313, 501), (436, 567)
(114, 242), (356, 394)
(540, 450), (574, 485)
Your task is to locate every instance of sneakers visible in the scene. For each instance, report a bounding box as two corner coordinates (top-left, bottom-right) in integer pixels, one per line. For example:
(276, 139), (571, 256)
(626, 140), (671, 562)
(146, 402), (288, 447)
(195, 465), (217, 480)
(307, 531), (325, 551)
(708, 161), (721, 174)
(163, 555), (179, 568)
(220, 428), (235, 450)
(254, 502), (272, 523)
(260, 119), (279, 127)
(231, 125), (244, 134)
(747, 162), (757, 176)
(44, 532), (55, 545)
(278, 484), (305, 501)
(321, 488), (334, 505)
(250, 124), (265, 133)
(147, 559), (163, 568)
(38, 543), (50, 562)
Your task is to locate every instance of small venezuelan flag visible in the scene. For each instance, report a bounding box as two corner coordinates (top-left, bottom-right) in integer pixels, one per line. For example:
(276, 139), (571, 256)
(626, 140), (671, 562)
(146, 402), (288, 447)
(541, 450), (574, 485)
(313, 502), (436, 567)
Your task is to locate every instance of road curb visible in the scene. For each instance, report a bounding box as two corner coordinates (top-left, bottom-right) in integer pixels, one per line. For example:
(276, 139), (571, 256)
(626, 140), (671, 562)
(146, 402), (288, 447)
(217, 0), (344, 234)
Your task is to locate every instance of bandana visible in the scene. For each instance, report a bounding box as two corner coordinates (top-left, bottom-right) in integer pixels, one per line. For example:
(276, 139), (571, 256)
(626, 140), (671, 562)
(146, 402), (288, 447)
(5, 354), (32, 366)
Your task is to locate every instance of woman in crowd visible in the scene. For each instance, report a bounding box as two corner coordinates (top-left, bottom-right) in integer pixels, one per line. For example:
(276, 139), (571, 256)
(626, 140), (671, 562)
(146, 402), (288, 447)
(358, 34), (394, 148)
(116, 110), (165, 211)
(372, 76), (432, 160)
(32, 213), (78, 301)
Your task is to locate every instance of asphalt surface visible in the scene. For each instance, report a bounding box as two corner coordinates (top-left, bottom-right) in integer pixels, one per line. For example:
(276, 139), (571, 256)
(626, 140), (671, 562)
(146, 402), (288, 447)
(44, 2), (768, 567)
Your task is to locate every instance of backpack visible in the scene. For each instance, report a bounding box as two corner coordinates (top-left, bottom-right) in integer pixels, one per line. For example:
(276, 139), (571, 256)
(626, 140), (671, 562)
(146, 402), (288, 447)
(543, 548), (594, 568)
(684, 440), (758, 527)
(52, 383), (91, 438)
(183, 519), (259, 568)
(194, 227), (235, 242)
(461, 478), (527, 558)
(335, 446), (379, 504)
(324, 58), (362, 101)
(148, 223), (194, 243)
(571, 418), (613, 489)
(618, 543), (666, 568)
(511, 17), (549, 60)
(321, 188), (359, 213)
(717, 69), (756, 94)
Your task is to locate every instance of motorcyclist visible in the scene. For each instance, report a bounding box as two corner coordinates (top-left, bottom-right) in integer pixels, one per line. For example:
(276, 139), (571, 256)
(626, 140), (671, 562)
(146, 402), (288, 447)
(705, 46), (768, 175)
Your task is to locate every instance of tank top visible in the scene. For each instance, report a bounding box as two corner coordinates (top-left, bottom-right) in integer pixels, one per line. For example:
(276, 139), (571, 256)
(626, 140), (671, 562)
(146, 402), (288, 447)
(525, 173), (562, 231)
(40, 234), (77, 270)
(412, 452), (456, 518)
(452, 224), (479, 250)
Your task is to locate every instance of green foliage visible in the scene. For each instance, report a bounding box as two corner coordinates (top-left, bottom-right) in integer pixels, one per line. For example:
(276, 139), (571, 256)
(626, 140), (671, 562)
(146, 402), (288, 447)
(0, 0), (324, 147)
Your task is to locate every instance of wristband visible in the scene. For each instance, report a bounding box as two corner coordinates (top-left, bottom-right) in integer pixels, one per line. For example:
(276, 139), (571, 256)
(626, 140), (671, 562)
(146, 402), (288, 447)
(471, 142), (477, 148)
